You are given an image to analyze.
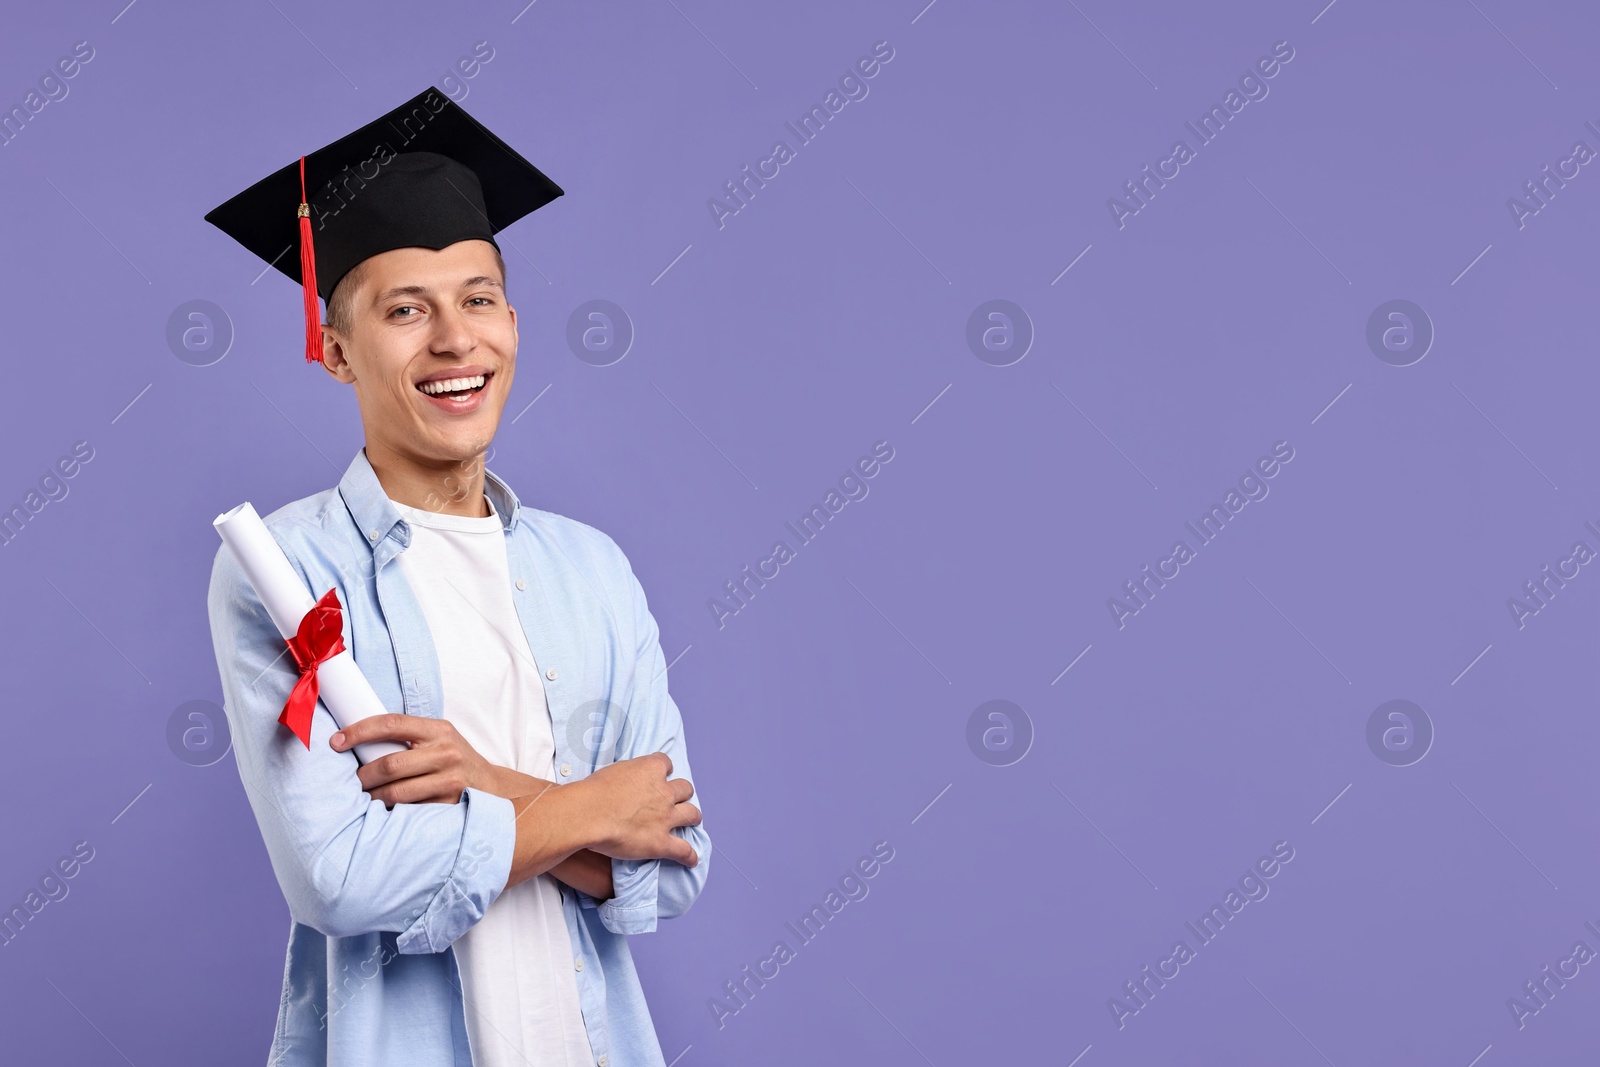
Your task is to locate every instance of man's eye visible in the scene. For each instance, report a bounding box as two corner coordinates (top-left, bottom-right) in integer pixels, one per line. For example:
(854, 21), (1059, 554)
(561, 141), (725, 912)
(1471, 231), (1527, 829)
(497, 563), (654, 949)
(390, 306), (420, 318)
(467, 297), (493, 307)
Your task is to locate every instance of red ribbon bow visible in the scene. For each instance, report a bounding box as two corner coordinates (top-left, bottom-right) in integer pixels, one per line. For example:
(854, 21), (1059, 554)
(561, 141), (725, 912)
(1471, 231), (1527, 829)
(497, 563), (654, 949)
(279, 586), (346, 748)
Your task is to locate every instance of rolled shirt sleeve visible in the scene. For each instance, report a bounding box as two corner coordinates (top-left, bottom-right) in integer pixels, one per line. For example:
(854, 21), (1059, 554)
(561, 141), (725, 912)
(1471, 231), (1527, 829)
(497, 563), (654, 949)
(579, 542), (712, 934)
(207, 539), (515, 954)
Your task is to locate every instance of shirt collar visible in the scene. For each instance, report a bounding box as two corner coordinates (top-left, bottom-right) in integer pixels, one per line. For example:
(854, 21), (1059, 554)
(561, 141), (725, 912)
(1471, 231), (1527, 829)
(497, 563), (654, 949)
(338, 447), (521, 551)
(483, 463), (521, 531)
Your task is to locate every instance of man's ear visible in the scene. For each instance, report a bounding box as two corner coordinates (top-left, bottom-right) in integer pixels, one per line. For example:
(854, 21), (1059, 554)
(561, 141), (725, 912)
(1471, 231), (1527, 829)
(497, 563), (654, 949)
(321, 325), (357, 384)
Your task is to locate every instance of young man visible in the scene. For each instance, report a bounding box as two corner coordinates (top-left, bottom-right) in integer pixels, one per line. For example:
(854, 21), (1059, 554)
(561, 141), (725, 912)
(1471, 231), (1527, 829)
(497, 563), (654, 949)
(204, 87), (711, 1067)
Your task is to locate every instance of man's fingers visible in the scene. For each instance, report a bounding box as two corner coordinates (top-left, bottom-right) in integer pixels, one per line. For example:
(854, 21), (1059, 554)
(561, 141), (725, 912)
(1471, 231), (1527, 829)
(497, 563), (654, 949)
(646, 751), (674, 778)
(662, 836), (699, 867)
(357, 751), (406, 791)
(357, 748), (436, 791)
(668, 777), (696, 805)
(367, 773), (463, 807)
(674, 801), (702, 829)
(331, 713), (434, 751)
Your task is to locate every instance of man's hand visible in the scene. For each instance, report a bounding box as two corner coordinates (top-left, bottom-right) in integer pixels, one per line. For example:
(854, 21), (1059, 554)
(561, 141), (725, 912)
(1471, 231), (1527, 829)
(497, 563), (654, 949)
(573, 752), (702, 868)
(331, 715), (498, 807)
(330, 718), (703, 887)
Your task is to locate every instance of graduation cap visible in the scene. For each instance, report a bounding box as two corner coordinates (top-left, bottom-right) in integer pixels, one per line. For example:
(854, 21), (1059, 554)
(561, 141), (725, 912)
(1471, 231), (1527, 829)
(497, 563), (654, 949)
(205, 86), (563, 364)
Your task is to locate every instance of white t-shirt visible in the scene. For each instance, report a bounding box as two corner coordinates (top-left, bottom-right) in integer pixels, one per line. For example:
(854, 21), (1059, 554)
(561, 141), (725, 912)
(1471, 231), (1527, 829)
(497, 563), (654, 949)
(391, 494), (594, 1067)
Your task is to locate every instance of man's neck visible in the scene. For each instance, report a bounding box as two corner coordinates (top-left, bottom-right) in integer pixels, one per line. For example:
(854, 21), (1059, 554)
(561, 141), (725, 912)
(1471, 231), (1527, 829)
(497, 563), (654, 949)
(364, 442), (491, 517)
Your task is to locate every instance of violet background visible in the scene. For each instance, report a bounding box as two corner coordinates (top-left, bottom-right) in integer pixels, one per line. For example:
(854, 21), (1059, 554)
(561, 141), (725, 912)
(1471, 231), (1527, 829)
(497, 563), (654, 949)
(1, 0), (1597, 1063)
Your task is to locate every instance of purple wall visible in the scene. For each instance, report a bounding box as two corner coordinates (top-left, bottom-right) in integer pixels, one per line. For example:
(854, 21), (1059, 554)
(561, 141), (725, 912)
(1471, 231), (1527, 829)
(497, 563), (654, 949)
(1, 0), (1596, 1062)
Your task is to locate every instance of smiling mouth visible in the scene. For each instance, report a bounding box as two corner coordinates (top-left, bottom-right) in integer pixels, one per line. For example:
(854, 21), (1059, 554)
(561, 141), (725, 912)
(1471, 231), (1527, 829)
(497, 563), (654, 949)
(416, 372), (491, 401)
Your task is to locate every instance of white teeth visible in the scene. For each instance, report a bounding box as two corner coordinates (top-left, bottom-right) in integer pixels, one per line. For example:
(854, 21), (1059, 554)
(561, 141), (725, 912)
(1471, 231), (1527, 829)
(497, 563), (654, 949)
(418, 374), (487, 395)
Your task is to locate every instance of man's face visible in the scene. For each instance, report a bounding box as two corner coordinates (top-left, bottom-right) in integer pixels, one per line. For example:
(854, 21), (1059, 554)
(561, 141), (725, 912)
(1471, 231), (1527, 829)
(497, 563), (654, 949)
(320, 239), (516, 469)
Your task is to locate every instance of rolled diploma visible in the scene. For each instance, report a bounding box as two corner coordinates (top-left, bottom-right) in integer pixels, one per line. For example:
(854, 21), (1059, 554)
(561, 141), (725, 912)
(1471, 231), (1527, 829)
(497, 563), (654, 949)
(214, 501), (406, 765)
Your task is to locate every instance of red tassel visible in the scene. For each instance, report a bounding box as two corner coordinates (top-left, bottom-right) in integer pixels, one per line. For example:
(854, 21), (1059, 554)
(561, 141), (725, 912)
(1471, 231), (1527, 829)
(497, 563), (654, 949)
(297, 156), (324, 364)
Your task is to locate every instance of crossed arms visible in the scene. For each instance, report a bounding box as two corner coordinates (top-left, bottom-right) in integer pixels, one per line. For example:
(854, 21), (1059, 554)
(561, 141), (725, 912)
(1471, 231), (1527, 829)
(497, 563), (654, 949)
(326, 714), (701, 901)
(206, 535), (710, 953)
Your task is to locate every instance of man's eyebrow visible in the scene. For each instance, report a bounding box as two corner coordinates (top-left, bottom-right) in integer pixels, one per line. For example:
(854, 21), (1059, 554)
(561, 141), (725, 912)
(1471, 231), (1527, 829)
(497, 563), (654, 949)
(371, 284), (427, 306)
(370, 276), (504, 306)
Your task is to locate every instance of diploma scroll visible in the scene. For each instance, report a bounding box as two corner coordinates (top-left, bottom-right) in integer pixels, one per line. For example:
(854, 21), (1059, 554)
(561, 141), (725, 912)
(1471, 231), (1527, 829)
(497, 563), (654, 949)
(214, 501), (406, 765)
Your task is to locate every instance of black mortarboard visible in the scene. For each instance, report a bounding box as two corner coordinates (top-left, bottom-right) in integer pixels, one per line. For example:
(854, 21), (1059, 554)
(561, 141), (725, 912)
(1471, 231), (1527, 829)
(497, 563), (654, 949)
(204, 86), (563, 363)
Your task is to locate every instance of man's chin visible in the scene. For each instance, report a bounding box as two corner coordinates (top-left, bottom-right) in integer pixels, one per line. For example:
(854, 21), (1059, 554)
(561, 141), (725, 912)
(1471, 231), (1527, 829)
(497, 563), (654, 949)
(431, 437), (496, 466)
(388, 428), (497, 470)
(415, 410), (502, 452)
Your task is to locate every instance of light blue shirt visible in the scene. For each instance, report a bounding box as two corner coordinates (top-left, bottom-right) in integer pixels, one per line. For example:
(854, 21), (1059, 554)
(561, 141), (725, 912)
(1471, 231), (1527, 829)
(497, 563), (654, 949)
(206, 447), (711, 1067)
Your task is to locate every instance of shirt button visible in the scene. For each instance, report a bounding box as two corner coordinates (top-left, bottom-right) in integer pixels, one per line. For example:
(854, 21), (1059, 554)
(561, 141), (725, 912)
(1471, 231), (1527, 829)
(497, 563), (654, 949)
(597, 1057), (607, 1067)
(559, 763), (571, 777)
(546, 668), (558, 680)
(515, 578), (526, 591)
(368, 530), (379, 540)
(574, 957), (584, 971)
